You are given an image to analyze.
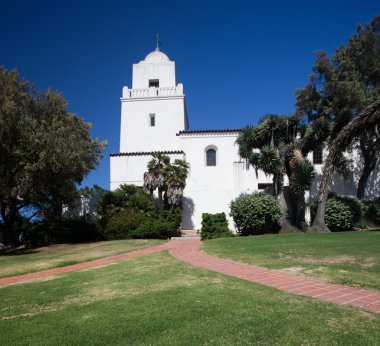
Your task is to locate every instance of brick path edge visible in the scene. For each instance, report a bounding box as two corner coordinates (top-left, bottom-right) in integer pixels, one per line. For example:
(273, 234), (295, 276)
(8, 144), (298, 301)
(167, 240), (380, 314)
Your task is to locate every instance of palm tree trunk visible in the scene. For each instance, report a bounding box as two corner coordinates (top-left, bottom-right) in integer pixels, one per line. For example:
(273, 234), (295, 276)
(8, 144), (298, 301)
(278, 187), (301, 232)
(272, 174), (278, 196)
(158, 188), (163, 213)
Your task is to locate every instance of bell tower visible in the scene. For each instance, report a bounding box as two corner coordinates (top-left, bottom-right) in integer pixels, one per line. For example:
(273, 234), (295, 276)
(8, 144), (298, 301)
(119, 48), (188, 152)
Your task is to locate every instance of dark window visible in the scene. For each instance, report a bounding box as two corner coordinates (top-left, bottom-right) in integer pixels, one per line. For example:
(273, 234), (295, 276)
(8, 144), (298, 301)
(258, 183), (273, 190)
(206, 149), (216, 166)
(150, 114), (155, 127)
(313, 148), (323, 164)
(149, 79), (159, 87)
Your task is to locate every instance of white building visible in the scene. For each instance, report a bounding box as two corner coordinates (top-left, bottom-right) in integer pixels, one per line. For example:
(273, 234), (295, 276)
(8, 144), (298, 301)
(110, 48), (380, 230)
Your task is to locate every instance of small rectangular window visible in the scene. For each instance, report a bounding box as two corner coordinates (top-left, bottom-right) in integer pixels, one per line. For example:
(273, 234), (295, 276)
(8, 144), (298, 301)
(149, 79), (159, 87)
(313, 148), (323, 164)
(149, 114), (155, 127)
(258, 183), (273, 195)
(258, 183), (273, 190)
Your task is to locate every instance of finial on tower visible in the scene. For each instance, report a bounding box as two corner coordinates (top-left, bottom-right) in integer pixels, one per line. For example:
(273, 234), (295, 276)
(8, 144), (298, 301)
(156, 34), (162, 51)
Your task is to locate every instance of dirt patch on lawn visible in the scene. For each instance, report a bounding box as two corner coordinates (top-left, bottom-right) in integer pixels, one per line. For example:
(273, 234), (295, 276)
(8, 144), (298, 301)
(359, 257), (377, 268)
(278, 253), (357, 265)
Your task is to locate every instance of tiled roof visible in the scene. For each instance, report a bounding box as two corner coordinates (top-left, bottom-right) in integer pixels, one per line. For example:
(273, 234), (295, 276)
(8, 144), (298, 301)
(177, 129), (242, 135)
(110, 150), (184, 157)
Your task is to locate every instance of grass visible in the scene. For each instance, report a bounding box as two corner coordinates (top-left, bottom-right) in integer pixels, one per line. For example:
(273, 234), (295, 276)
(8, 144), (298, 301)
(203, 231), (380, 291)
(0, 251), (379, 345)
(0, 239), (164, 278)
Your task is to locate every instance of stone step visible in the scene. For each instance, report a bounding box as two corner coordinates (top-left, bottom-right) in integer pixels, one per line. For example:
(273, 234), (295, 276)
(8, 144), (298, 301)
(181, 230), (199, 236)
(171, 236), (201, 240)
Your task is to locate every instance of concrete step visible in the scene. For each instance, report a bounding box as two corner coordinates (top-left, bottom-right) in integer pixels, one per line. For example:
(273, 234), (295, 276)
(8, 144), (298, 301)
(171, 236), (201, 240)
(181, 230), (199, 236)
(171, 229), (201, 240)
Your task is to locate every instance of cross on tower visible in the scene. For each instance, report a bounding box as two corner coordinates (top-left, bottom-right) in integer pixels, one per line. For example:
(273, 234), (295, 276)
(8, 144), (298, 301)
(156, 34), (162, 51)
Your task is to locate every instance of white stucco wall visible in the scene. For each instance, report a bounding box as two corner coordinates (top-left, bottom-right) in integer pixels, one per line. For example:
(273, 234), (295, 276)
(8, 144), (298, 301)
(179, 132), (273, 230)
(132, 49), (176, 89)
(110, 152), (185, 191)
(132, 61), (176, 88)
(307, 147), (380, 201)
(119, 95), (186, 152)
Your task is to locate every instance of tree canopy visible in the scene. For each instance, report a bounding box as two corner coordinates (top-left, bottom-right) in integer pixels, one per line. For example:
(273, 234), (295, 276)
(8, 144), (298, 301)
(0, 67), (105, 245)
(296, 16), (380, 199)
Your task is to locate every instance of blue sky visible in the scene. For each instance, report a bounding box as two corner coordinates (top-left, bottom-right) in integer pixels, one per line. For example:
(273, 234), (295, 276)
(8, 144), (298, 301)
(1, 0), (379, 189)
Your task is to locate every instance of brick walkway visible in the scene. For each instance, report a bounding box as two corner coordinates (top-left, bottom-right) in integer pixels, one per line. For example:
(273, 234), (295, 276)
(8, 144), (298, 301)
(167, 240), (380, 314)
(0, 243), (167, 286)
(1, 239), (379, 314)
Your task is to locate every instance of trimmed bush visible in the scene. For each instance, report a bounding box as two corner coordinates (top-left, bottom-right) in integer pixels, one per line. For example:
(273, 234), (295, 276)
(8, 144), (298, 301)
(131, 208), (182, 239)
(324, 198), (355, 232)
(200, 213), (234, 240)
(311, 193), (365, 232)
(230, 192), (281, 235)
(102, 209), (143, 240)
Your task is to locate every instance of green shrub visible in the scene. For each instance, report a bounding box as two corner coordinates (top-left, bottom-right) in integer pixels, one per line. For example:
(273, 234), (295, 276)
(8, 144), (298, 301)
(102, 209), (143, 240)
(131, 208), (182, 239)
(324, 198), (355, 232)
(364, 197), (380, 226)
(230, 192), (281, 235)
(200, 213), (234, 240)
(311, 193), (365, 232)
(24, 217), (103, 247)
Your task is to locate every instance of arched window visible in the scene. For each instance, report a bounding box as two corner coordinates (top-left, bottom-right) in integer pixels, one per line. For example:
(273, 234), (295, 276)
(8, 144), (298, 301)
(206, 148), (216, 166)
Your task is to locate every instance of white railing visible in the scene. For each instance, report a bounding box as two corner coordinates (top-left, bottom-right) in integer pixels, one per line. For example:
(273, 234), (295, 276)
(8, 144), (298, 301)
(129, 89), (150, 98)
(123, 84), (183, 99)
(157, 87), (177, 96)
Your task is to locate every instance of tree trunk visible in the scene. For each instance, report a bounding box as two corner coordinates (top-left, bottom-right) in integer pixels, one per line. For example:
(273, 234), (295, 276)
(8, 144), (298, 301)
(158, 188), (163, 213)
(309, 195), (330, 232)
(357, 158), (377, 200)
(1, 201), (20, 246)
(279, 187), (302, 233)
(272, 175), (278, 196)
(357, 137), (378, 200)
(309, 155), (334, 232)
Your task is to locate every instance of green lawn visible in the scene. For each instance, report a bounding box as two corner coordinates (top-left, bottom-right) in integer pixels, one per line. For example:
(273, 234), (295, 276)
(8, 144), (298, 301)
(203, 231), (380, 291)
(0, 239), (164, 278)
(0, 252), (379, 345)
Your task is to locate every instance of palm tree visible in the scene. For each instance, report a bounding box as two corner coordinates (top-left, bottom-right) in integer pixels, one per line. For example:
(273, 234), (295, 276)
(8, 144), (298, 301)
(143, 154), (190, 212)
(143, 153), (170, 212)
(237, 114), (329, 231)
(289, 159), (315, 228)
(166, 159), (190, 208)
(311, 100), (380, 232)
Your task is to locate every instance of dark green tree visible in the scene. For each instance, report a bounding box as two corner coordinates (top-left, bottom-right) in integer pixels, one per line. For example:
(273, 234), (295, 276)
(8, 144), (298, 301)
(0, 68), (105, 245)
(96, 184), (155, 228)
(296, 16), (380, 200)
(312, 100), (380, 232)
